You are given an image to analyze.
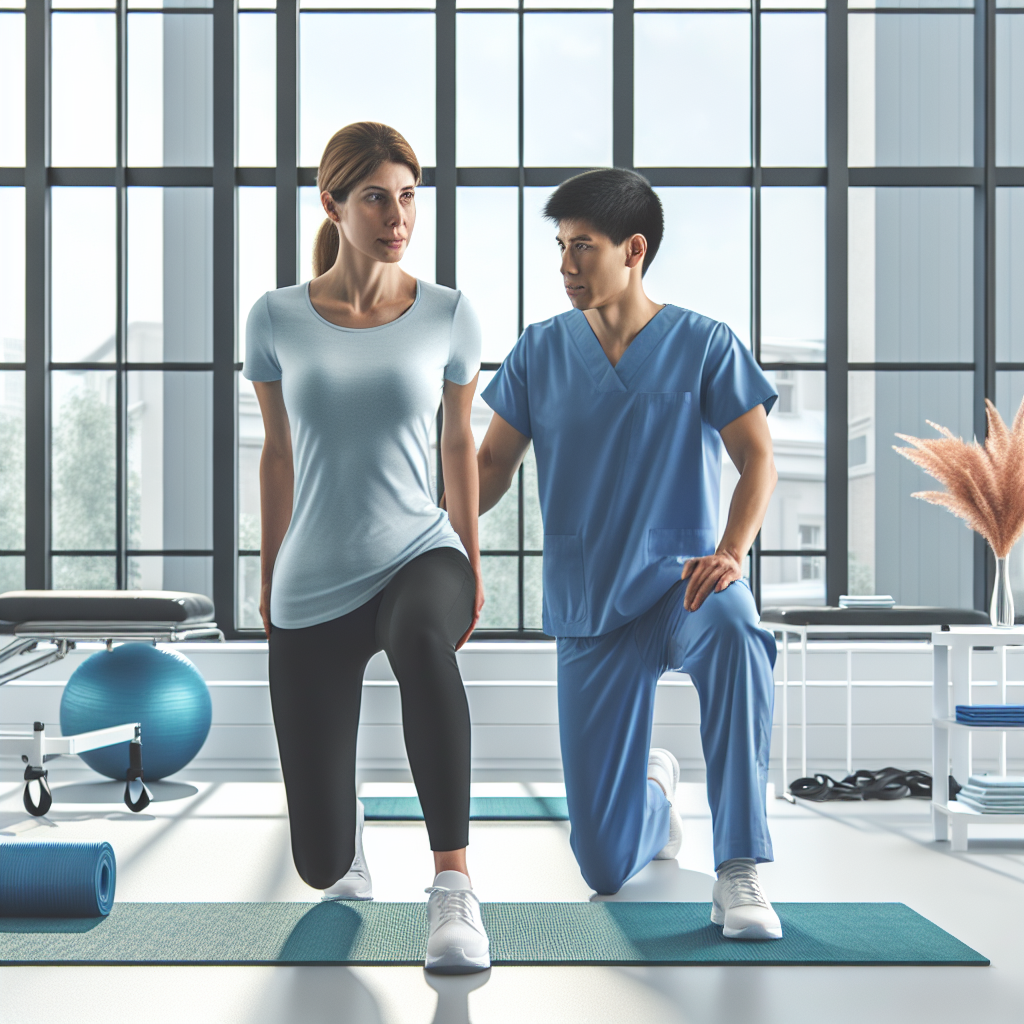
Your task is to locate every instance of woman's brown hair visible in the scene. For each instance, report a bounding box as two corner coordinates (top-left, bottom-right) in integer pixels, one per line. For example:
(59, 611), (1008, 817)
(312, 122), (422, 278)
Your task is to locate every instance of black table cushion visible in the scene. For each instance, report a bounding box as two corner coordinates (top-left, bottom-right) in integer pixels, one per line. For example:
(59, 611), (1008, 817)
(759, 606), (990, 627)
(0, 590), (215, 626)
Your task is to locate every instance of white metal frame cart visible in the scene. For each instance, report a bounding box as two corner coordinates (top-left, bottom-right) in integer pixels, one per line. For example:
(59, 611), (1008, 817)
(759, 607), (988, 798)
(931, 625), (1024, 851)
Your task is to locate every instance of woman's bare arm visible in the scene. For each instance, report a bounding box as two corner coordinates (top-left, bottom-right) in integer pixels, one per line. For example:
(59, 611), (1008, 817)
(440, 373), (484, 649)
(253, 381), (294, 638)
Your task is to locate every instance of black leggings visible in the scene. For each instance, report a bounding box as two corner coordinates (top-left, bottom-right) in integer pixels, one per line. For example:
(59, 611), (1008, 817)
(269, 546), (475, 890)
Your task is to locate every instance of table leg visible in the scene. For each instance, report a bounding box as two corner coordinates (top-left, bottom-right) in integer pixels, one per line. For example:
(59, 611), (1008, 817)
(782, 630), (789, 794)
(932, 644), (949, 842)
(950, 815), (969, 853)
(801, 629), (807, 781)
(846, 648), (853, 777)
(951, 642), (971, 790)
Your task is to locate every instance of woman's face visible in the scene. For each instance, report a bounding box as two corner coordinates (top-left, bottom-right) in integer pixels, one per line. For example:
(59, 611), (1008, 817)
(323, 161), (417, 265)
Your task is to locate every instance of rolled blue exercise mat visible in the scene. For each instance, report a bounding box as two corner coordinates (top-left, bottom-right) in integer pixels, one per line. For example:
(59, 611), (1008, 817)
(0, 841), (116, 918)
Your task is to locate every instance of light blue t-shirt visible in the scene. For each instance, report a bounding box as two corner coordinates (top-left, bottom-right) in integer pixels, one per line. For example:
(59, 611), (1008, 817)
(243, 280), (481, 629)
(481, 305), (776, 638)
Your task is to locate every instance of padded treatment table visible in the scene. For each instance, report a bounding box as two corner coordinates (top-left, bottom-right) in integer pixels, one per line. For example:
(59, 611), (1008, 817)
(0, 590), (222, 815)
(759, 606), (989, 796)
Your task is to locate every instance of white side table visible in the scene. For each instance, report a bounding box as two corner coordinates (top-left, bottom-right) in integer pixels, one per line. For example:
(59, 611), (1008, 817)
(931, 626), (1024, 851)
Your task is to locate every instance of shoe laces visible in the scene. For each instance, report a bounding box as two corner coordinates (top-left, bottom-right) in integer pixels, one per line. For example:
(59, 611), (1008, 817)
(424, 886), (480, 927)
(718, 864), (768, 908)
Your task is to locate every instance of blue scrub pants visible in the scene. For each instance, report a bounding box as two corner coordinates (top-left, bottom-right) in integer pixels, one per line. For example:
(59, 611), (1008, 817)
(557, 579), (777, 895)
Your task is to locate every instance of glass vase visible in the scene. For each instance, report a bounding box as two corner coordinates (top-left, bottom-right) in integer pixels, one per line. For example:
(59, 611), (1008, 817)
(990, 552), (1015, 628)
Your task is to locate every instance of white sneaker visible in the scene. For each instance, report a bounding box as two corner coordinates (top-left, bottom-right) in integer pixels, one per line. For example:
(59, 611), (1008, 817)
(424, 870), (490, 974)
(711, 858), (782, 940)
(321, 798), (373, 901)
(648, 748), (683, 860)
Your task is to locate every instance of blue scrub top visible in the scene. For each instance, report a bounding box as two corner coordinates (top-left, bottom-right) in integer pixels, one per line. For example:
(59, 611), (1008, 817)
(481, 305), (777, 638)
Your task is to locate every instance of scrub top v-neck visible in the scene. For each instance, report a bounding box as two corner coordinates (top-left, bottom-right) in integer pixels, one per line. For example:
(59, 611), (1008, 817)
(481, 305), (776, 638)
(243, 280), (481, 630)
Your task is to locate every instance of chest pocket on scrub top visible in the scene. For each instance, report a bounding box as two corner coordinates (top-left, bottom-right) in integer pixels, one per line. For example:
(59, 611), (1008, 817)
(626, 391), (694, 471)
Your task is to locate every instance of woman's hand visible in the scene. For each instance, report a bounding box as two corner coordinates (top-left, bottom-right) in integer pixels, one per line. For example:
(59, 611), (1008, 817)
(680, 551), (743, 612)
(456, 564), (485, 650)
(259, 581), (272, 639)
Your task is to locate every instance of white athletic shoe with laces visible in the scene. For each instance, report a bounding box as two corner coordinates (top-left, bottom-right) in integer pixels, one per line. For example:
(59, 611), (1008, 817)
(424, 871), (491, 974)
(711, 858), (782, 940)
(321, 798), (373, 902)
(647, 748), (683, 860)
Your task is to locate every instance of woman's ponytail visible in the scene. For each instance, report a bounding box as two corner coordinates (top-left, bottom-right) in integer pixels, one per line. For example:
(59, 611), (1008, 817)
(312, 217), (340, 278)
(313, 122), (422, 278)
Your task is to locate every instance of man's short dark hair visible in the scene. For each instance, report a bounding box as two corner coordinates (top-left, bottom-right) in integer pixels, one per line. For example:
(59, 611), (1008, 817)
(543, 168), (664, 276)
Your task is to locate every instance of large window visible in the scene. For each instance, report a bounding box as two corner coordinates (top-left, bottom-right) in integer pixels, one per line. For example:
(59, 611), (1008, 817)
(1, 1), (1021, 637)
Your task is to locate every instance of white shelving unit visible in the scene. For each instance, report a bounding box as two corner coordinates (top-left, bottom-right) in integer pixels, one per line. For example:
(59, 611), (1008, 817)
(931, 627), (1024, 851)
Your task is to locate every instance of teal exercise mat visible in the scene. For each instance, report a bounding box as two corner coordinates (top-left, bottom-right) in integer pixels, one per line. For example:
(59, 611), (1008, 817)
(361, 796), (569, 820)
(0, 902), (987, 966)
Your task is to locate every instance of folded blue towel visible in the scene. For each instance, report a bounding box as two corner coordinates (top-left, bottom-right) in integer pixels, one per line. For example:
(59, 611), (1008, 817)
(968, 774), (1024, 788)
(956, 794), (1024, 814)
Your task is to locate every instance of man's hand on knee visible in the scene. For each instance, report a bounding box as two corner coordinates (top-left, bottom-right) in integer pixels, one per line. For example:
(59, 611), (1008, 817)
(680, 551), (744, 612)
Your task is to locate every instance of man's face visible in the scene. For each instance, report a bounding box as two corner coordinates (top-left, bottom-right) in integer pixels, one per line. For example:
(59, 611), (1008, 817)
(555, 219), (636, 311)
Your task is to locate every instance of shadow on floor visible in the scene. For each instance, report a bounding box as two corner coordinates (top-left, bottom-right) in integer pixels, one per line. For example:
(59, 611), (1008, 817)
(590, 862), (715, 903)
(51, 780), (199, 803)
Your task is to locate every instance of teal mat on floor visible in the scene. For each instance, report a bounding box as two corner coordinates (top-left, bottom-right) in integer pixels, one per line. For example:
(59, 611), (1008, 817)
(362, 796), (569, 820)
(0, 902), (987, 966)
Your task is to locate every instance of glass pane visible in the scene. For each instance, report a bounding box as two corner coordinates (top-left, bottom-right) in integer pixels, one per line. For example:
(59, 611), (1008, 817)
(522, 185), (571, 330)
(52, 555), (116, 590)
(997, 188), (1024, 362)
(640, 0), (748, 7)
(457, 187), (519, 363)
(127, 187), (214, 362)
(761, 369), (825, 555)
(130, 0), (212, 7)
(238, 374), (263, 555)
(51, 13), (116, 167)
(761, 14), (825, 167)
(238, 554), (262, 630)
(0, 556), (24, 592)
(128, 556), (212, 596)
(0, 14), (25, 166)
(127, 372), (213, 551)
(847, 371), (975, 605)
(478, 555), (518, 629)
(238, 187), (277, 363)
(645, 187), (751, 347)
(51, 187), (116, 363)
(299, 185), (435, 285)
(128, 13), (214, 167)
(524, 554), (543, 629)
(996, 372), (1024, 609)
(526, 0), (611, 7)
(848, 14), (973, 167)
(635, 14), (750, 168)
(473, 372), (520, 552)
(760, 555), (825, 608)
(55, 1), (114, 7)
(0, 188), (24, 361)
(52, 370), (116, 551)
(238, 13), (276, 167)
(299, 14), (435, 168)
(523, 445), (542, 551)
(996, 14), (1024, 166)
(524, 13), (612, 167)
(761, 188), (825, 363)
(0, 371), (24, 551)
(848, 188), (973, 363)
(303, 0), (433, 6)
(457, 14), (518, 167)
(850, 0), (973, 7)
(763, 0), (823, 8)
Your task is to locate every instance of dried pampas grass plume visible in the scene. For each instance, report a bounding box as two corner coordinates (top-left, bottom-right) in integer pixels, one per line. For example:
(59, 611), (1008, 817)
(893, 398), (1024, 559)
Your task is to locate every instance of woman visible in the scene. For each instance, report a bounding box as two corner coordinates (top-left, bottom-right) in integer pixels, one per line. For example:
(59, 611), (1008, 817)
(244, 122), (489, 974)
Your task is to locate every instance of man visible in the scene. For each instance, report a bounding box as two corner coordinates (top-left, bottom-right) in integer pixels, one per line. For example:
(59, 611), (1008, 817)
(477, 169), (782, 939)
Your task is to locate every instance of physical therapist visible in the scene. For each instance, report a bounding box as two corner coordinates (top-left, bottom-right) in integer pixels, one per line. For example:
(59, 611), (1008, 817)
(476, 169), (783, 940)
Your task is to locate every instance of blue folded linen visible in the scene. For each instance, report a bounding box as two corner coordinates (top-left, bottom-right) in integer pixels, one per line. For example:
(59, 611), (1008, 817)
(968, 774), (1024, 788)
(955, 705), (1024, 726)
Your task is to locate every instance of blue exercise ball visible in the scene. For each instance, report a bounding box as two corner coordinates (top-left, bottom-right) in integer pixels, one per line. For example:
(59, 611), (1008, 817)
(59, 643), (212, 781)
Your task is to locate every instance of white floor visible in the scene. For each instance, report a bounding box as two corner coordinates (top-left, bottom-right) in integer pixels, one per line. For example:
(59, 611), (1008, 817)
(2, 778), (1023, 1024)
